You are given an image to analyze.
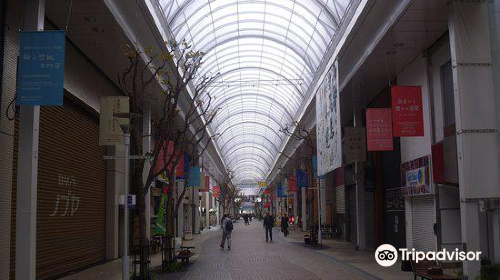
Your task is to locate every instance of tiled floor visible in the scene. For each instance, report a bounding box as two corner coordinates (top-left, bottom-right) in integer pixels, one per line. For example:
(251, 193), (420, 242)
(62, 220), (414, 280)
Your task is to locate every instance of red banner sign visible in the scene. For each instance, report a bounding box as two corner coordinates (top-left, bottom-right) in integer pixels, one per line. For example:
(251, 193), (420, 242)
(287, 176), (298, 192)
(212, 186), (220, 198)
(391, 86), (424, 137)
(366, 108), (393, 151)
(202, 175), (210, 192)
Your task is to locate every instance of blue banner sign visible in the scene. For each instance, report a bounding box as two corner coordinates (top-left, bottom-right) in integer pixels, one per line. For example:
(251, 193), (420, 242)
(17, 31), (66, 106)
(296, 169), (308, 188)
(187, 166), (201, 187)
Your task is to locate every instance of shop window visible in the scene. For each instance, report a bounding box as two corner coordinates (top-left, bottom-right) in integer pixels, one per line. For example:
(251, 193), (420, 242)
(441, 61), (455, 137)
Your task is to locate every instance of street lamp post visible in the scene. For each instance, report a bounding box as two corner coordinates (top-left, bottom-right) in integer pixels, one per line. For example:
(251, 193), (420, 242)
(114, 112), (141, 280)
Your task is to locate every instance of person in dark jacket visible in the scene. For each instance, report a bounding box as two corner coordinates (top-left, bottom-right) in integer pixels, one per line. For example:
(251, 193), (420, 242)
(263, 212), (275, 242)
(281, 215), (289, 236)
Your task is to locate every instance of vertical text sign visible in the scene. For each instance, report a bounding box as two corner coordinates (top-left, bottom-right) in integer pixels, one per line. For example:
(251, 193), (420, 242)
(391, 86), (424, 137)
(99, 96), (129, 145)
(366, 108), (393, 151)
(17, 31), (66, 105)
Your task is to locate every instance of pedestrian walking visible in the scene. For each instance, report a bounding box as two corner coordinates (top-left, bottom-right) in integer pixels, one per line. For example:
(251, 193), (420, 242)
(243, 214), (249, 225)
(263, 212), (275, 242)
(281, 215), (289, 237)
(220, 214), (233, 250)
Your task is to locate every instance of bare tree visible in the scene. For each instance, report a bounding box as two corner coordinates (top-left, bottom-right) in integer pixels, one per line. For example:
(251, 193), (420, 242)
(117, 40), (219, 277)
(279, 122), (317, 243)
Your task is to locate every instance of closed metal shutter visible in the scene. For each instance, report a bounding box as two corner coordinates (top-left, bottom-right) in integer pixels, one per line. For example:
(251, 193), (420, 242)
(347, 185), (357, 243)
(11, 99), (107, 279)
(336, 185), (345, 214)
(411, 196), (436, 252)
(1, 2), (20, 278)
(364, 191), (376, 250)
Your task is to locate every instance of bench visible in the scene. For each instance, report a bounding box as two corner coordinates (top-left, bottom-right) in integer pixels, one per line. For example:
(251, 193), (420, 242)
(174, 246), (195, 265)
(410, 259), (460, 280)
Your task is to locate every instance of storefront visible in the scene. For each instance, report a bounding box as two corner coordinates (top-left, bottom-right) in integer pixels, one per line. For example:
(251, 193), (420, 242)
(11, 97), (107, 279)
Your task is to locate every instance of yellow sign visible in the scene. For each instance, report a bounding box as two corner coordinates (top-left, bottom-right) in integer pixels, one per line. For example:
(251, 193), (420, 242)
(99, 96), (129, 146)
(258, 181), (267, 187)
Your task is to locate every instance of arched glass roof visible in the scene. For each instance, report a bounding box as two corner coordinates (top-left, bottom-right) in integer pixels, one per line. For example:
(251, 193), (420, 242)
(156, 0), (354, 185)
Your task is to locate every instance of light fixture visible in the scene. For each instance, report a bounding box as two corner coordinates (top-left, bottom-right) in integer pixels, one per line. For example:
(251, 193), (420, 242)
(92, 27), (105, 33)
(83, 17), (97, 23)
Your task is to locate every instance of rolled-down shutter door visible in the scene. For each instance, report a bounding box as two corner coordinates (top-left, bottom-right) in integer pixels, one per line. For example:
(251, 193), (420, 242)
(411, 196), (436, 252)
(347, 186), (357, 243)
(36, 101), (107, 279)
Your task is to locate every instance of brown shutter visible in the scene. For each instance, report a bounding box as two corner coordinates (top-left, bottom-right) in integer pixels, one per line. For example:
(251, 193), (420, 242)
(11, 98), (107, 279)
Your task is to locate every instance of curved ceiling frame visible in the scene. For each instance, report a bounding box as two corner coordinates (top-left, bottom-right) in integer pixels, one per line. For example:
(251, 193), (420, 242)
(167, 0), (340, 35)
(215, 121), (283, 142)
(197, 32), (321, 70)
(198, 43), (313, 84)
(200, 66), (304, 102)
(223, 145), (274, 164)
(177, 18), (327, 59)
(199, 52), (309, 86)
(207, 89), (297, 121)
(221, 135), (280, 156)
(158, 0), (354, 185)
(213, 109), (289, 135)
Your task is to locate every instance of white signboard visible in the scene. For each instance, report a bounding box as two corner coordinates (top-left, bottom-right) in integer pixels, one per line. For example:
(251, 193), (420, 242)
(99, 96), (129, 146)
(315, 61), (342, 176)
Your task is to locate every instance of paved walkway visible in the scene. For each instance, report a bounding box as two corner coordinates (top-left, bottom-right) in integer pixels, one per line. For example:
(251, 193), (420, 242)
(62, 220), (414, 280)
(153, 220), (411, 280)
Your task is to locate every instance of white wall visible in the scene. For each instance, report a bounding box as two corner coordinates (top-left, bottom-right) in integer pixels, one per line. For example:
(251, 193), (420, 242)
(397, 55), (436, 249)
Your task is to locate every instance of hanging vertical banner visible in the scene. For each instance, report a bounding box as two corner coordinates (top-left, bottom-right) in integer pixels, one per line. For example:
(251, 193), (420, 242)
(199, 173), (206, 191)
(175, 153), (185, 179)
(315, 61), (342, 176)
(296, 169), (307, 188)
(212, 186), (220, 198)
(391, 86), (424, 137)
(99, 96), (129, 146)
(344, 127), (367, 164)
(201, 175), (210, 192)
(17, 31), (66, 106)
(288, 175), (298, 192)
(154, 194), (167, 235)
(277, 183), (286, 198)
(187, 166), (201, 187)
(312, 155), (318, 178)
(366, 108), (393, 151)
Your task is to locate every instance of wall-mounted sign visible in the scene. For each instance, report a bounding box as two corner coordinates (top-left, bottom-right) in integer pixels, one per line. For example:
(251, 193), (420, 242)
(401, 155), (432, 196)
(316, 61), (342, 176)
(344, 127), (366, 163)
(187, 166), (201, 187)
(391, 86), (424, 137)
(366, 108), (393, 151)
(17, 31), (66, 106)
(99, 96), (129, 146)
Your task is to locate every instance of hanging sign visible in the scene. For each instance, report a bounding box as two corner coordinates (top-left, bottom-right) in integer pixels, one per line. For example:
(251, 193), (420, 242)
(287, 175), (298, 193)
(187, 166), (201, 187)
(366, 108), (393, 151)
(17, 31), (66, 106)
(401, 155), (432, 196)
(344, 127), (366, 164)
(258, 181), (267, 187)
(296, 169), (307, 188)
(199, 173), (206, 191)
(201, 175), (210, 192)
(99, 96), (129, 146)
(315, 61), (342, 176)
(391, 86), (424, 137)
(212, 186), (220, 198)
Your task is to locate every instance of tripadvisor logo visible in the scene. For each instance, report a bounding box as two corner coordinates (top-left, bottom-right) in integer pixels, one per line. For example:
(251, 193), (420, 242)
(375, 244), (398, 267)
(375, 244), (482, 267)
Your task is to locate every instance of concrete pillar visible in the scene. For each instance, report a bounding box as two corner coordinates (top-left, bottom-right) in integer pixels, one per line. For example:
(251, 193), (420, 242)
(193, 187), (200, 234)
(301, 187), (307, 231)
(205, 191), (210, 229)
(293, 192), (298, 224)
(142, 103), (151, 241)
(353, 92), (366, 250)
(449, 2), (500, 278)
(16, 1), (44, 279)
